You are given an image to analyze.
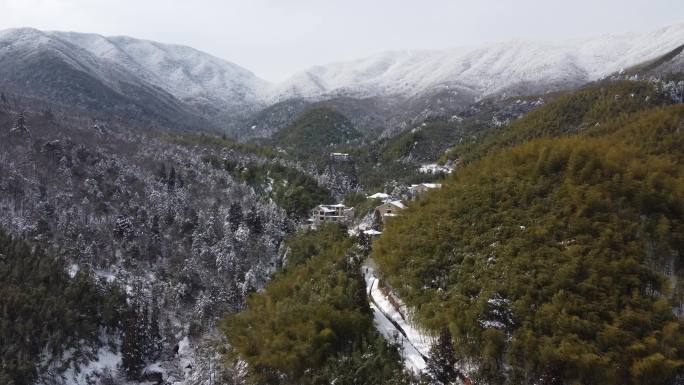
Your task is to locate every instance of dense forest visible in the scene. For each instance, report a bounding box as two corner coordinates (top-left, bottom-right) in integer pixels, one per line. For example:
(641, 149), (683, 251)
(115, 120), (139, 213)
(0, 103), (306, 383)
(373, 82), (684, 384)
(221, 225), (413, 385)
(2, 69), (683, 385)
(0, 13), (682, 385)
(334, 96), (540, 190)
(270, 107), (362, 160)
(201, 154), (335, 218)
(0, 230), (125, 385)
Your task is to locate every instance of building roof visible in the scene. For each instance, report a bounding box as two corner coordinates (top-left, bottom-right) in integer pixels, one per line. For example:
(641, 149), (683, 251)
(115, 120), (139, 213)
(410, 183), (442, 190)
(368, 192), (390, 199)
(389, 200), (405, 209)
(363, 229), (382, 235)
(423, 183), (442, 189)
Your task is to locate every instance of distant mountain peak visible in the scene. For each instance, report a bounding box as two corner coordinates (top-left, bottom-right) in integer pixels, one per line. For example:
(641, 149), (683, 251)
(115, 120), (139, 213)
(271, 23), (684, 101)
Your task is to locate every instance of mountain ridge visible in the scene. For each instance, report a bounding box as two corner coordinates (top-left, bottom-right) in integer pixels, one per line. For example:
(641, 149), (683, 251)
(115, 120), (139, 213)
(0, 27), (268, 130)
(273, 23), (684, 101)
(0, 23), (682, 136)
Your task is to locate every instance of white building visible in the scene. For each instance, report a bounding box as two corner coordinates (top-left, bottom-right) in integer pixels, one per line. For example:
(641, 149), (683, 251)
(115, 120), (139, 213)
(311, 203), (355, 225)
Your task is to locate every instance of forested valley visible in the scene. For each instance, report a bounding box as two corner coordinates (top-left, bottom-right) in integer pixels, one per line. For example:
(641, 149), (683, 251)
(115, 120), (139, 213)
(0, 23), (683, 385)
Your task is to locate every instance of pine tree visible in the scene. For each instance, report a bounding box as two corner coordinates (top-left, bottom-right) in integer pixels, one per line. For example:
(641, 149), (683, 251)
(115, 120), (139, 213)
(426, 327), (459, 385)
(357, 230), (370, 253)
(149, 305), (163, 360)
(141, 305), (151, 357)
(372, 210), (383, 231)
(156, 164), (167, 183)
(228, 202), (243, 233)
(121, 307), (145, 379)
(11, 112), (30, 136)
(167, 166), (176, 191)
(246, 207), (263, 234)
(146, 214), (162, 260)
(151, 214), (160, 238)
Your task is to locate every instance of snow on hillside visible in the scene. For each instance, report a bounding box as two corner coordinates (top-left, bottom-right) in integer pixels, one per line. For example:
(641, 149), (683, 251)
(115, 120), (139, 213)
(363, 261), (434, 374)
(54, 31), (270, 107)
(1, 23), (681, 121)
(271, 23), (684, 101)
(0, 28), (269, 111)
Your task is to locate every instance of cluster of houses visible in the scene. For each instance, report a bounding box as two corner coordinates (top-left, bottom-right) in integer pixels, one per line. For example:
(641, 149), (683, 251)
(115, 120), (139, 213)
(309, 182), (442, 234)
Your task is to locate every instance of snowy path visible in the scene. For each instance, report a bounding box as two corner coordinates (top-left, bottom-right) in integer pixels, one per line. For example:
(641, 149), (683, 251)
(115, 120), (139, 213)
(363, 260), (433, 374)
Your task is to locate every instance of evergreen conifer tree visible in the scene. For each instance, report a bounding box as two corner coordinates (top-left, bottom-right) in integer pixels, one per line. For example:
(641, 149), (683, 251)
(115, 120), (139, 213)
(11, 112), (30, 136)
(156, 164), (167, 183)
(228, 202), (243, 233)
(426, 327), (458, 385)
(167, 167), (176, 191)
(149, 305), (163, 360)
(246, 207), (263, 234)
(121, 306), (146, 379)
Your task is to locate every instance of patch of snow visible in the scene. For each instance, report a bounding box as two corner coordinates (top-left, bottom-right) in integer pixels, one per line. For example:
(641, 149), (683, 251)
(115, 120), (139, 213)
(367, 192), (390, 200)
(67, 263), (79, 278)
(479, 320), (507, 330)
(143, 361), (166, 375)
(45, 344), (121, 385)
(363, 262), (434, 374)
(176, 336), (194, 382)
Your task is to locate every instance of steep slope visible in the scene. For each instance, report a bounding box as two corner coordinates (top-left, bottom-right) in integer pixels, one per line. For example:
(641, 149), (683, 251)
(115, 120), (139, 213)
(372, 82), (684, 384)
(272, 24), (684, 102)
(221, 225), (411, 385)
(618, 43), (684, 81)
(0, 28), (269, 130)
(56, 31), (269, 116)
(0, 28), (196, 128)
(443, 80), (671, 164)
(0, 103), (314, 384)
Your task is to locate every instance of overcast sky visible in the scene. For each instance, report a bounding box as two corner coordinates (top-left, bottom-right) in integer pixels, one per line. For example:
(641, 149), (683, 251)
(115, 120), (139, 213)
(1, 0), (682, 81)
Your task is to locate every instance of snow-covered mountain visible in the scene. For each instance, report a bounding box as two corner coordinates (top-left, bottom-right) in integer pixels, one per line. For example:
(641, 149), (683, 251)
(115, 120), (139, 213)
(0, 27), (268, 129)
(0, 24), (682, 135)
(271, 23), (684, 101)
(54, 31), (270, 109)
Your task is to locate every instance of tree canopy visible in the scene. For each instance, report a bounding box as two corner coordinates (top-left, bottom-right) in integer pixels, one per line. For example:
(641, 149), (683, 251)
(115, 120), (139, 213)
(373, 84), (684, 384)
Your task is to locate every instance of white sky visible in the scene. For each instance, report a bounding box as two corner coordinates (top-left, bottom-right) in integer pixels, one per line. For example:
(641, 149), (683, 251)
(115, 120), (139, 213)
(1, 0), (682, 81)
